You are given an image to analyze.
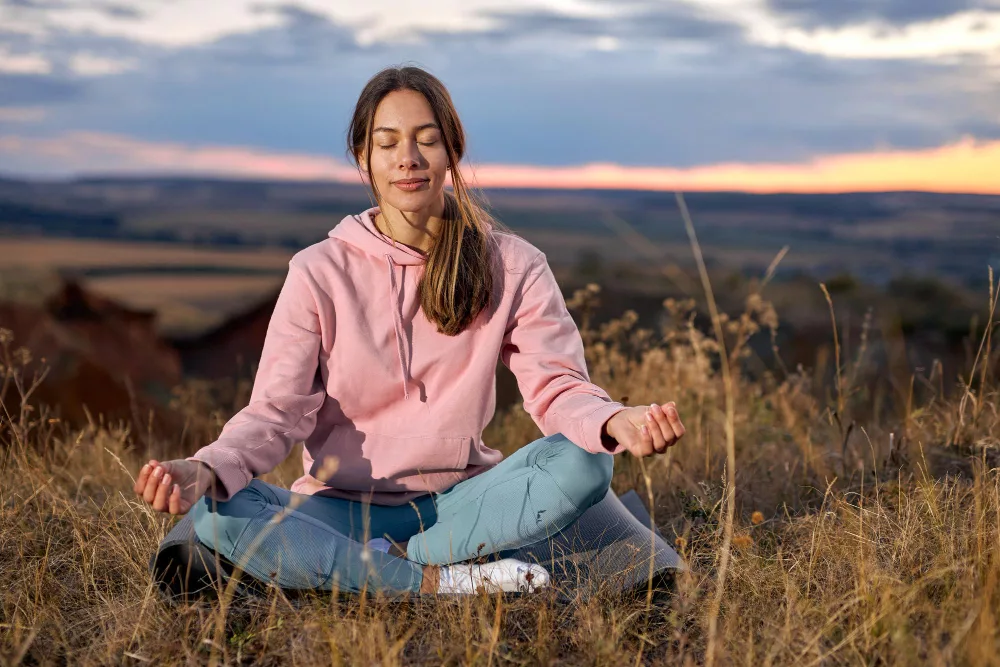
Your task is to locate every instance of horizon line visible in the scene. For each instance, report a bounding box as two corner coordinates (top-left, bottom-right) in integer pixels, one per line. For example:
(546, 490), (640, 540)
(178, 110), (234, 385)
(1, 131), (998, 196)
(2, 169), (997, 198)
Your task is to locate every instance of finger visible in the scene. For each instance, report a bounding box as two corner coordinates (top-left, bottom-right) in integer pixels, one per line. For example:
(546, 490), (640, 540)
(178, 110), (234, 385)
(152, 472), (171, 512)
(645, 405), (668, 453)
(168, 483), (182, 515)
(633, 423), (655, 458)
(133, 463), (152, 495)
(651, 403), (679, 450)
(649, 403), (677, 453)
(143, 465), (164, 504)
(664, 402), (686, 442)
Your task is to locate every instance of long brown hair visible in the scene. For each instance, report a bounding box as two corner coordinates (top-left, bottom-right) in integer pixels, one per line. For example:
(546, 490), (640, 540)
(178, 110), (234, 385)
(347, 65), (507, 336)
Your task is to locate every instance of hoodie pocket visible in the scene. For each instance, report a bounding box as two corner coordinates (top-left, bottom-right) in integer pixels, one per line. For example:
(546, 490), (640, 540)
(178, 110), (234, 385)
(311, 425), (473, 493)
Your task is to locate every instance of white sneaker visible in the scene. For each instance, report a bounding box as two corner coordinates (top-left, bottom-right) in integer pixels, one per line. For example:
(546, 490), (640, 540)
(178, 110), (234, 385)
(437, 558), (551, 594)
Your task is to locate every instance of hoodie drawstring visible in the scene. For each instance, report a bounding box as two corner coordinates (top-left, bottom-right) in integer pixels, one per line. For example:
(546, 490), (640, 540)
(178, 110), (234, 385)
(384, 254), (410, 400)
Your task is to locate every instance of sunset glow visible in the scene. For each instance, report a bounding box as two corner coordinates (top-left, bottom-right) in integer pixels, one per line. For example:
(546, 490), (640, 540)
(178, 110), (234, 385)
(1, 131), (997, 194)
(465, 136), (1000, 194)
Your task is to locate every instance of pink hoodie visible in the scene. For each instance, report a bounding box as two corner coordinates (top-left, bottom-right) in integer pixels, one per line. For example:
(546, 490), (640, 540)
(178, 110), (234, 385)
(188, 206), (627, 505)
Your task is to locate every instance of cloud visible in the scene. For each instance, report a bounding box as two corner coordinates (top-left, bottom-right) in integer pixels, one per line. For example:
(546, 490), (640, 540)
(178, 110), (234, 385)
(0, 12), (155, 80)
(2, 130), (998, 195)
(197, 2), (364, 66)
(0, 0), (280, 47)
(1, 0), (66, 8)
(250, 2), (332, 26)
(68, 52), (137, 75)
(0, 47), (50, 73)
(0, 72), (82, 104)
(0, 0), (997, 187)
(7, 20), (997, 169)
(464, 4), (744, 43)
(759, 9), (1000, 60)
(0, 0), (146, 19)
(98, 3), (144, 21)
(0, 130), (362, 179)
(766, 0), (989, 28)
(0, 106), (46, 122)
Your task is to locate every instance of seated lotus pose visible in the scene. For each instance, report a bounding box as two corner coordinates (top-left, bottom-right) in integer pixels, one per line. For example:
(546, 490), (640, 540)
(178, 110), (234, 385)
(135, 65), (685, 596)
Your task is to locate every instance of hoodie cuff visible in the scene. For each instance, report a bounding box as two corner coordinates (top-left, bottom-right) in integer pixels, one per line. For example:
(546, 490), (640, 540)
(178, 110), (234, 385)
(581, 401), (629, 455)
(186, 448), (251, 502)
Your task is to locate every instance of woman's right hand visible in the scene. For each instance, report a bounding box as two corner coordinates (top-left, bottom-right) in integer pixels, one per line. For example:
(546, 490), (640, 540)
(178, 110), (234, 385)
(134, 459), (216, 515)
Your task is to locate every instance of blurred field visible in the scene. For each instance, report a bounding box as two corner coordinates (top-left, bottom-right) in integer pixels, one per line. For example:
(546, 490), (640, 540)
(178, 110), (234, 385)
(1, 265), (998, 664)
(0, 238), (291, 336)
(3, 177), (999, 288)
(84, 275), (285, 336)
(0, 237), (292, 271)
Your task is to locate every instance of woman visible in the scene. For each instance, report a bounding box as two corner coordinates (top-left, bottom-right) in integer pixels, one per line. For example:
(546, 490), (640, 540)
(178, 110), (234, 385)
(135, 66), (685, 596)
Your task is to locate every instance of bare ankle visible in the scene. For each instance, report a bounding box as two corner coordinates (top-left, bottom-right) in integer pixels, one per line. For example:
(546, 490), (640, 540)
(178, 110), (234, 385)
(420, 565), (439, 593)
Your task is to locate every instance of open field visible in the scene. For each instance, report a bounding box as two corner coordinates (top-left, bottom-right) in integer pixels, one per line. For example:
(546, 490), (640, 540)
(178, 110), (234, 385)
(84, 275), (285, 336)
(1, 269), (998, 664)
(0, 237), (292, 272)
(0, 238), (292, 335)
(2, 177), (998, 288)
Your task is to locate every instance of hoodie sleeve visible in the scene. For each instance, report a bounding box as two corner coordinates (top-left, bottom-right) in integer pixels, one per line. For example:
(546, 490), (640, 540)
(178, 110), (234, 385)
(187, 260), (327, 500)
(501, 252), (628, 455)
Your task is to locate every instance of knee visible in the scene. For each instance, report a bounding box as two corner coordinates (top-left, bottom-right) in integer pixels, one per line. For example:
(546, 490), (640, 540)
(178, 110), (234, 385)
(191, 497), (224, 551)
(191, 480), (276, 555)
(540, 434), (614, 509)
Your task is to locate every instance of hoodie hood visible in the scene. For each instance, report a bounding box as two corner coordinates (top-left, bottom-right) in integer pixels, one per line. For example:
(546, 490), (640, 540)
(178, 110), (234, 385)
(328, 206), (427, 266)
(328, 206), (425, 400)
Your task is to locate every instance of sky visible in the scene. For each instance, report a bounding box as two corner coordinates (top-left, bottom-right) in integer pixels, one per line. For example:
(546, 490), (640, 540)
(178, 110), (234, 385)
(1, 0), (999, 193)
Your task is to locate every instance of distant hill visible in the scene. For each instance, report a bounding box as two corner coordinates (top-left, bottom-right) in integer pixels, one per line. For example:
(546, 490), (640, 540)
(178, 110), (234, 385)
(1, 174), (997, 287)
(0, 201), (119, 237)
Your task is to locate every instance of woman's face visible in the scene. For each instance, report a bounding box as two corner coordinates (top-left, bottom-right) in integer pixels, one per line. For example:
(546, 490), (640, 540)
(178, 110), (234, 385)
(364, 89), (449, 216)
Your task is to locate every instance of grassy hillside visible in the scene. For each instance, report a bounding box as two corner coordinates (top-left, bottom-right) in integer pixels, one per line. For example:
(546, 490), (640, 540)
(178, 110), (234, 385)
(1, 263), (998, 664)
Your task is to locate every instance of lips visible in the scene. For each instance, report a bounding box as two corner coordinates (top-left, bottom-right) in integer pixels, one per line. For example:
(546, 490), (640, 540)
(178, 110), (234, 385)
(392, 178), (430, 192)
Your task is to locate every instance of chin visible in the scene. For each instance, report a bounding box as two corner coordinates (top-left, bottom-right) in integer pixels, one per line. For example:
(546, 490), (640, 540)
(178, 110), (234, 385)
(381, 189), (444, 215)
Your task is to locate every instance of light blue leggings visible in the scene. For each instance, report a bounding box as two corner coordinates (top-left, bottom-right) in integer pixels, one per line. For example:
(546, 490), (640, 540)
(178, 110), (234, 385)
(191, 433), (613, 594)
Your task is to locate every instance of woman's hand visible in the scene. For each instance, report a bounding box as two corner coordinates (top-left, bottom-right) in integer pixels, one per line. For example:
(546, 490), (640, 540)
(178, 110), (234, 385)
(603, 402), (685, 458)
(133, 459), (216, 515)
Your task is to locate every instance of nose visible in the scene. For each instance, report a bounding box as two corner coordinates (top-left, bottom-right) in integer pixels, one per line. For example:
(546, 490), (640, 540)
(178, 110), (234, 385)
(397, 140), (421, 170)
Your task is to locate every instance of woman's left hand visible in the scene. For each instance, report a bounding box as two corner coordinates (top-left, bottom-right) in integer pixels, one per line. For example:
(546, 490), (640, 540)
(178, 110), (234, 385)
(603, 402), (685, 458)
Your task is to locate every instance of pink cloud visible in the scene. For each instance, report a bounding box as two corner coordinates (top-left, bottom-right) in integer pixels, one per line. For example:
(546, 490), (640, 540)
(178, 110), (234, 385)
(0, 131), (363, 181)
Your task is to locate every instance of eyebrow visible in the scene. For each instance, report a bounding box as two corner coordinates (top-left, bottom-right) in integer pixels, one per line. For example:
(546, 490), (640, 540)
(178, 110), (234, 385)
(372, 123), (440, 134)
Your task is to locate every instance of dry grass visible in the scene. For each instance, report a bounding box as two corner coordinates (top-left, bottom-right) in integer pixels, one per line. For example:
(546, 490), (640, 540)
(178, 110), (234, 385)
(1, 249), (999, 664)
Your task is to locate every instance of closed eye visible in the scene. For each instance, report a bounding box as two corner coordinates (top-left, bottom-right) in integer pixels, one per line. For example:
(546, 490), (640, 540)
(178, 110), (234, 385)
(380, 141), (437, 149)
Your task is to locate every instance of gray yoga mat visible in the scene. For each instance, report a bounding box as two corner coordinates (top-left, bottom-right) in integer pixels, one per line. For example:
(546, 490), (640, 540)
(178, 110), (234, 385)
(150, 488), (684, 600)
